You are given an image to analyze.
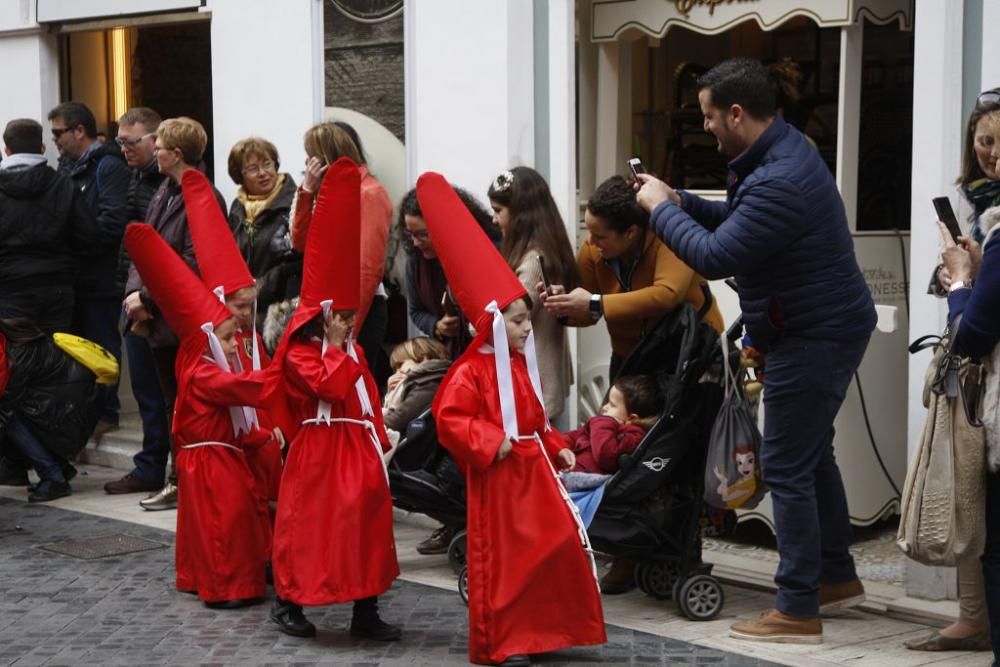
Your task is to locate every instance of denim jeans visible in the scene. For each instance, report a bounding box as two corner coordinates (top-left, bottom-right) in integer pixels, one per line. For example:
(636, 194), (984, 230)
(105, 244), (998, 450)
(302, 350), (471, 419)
(7, 416), (64, 482)
(760, 334), (871, 618)
(72, 297), (122, 423)
(981, 470), (1000, 663)
(125, 332), (170, 485)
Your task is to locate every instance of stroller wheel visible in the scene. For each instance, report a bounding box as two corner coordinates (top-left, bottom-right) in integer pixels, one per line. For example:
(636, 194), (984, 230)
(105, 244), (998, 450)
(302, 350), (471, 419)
(634, 561), (679, 600)
(458, 566), (469, 606)
(677, 574), (724, 621)
(447, 529), (468, 574)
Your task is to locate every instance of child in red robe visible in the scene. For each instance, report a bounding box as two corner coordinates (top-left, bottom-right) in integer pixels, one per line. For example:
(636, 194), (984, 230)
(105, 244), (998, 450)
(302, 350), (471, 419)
(183, 169), (283, 512)
(124, 223), (270, 609)
(418, 173), (606, 666)
(266, 158), (400, 640)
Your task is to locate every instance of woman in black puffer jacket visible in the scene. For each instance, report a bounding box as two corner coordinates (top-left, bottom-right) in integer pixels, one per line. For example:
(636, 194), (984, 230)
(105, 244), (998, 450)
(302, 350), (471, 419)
(0, 318), (102, 502)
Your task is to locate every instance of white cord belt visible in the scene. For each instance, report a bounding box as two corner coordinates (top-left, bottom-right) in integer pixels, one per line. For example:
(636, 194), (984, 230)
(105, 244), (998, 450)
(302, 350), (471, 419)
(179, 440), (243, 453)
(522, 432), (600, 588)
(299, 417), (388, 484)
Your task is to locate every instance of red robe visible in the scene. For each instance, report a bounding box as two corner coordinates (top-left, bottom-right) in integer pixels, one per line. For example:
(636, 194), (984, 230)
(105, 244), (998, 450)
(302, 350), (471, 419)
(434, 347), (606, 665)
(564, 415), (646, 475)
(271, 339), (399, 605)
(172, 355), (270, 603)
(235, 329), (282, 505)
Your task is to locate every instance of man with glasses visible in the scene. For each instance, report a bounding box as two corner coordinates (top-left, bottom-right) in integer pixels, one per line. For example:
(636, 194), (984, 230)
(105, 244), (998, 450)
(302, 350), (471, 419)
(48, 101), (130, 442)
(103, 107), (175, 499)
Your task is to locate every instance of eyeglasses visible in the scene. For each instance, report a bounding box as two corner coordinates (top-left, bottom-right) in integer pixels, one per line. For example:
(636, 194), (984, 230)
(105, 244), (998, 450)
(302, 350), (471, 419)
(115, 133), (155, 148)
(51, 127), (72, 138)
(404, 229), (430, 242)
(977, 90), (1000, 107)
(243, 160), (276, 176)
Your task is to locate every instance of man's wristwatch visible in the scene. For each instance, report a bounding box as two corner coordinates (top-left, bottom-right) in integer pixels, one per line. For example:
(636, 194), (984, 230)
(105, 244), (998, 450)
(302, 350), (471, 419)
(589, 294), (603, 322)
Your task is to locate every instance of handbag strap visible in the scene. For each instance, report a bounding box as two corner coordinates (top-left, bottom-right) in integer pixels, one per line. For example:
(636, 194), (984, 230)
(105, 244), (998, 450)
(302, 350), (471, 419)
(720, 332), (740, 399)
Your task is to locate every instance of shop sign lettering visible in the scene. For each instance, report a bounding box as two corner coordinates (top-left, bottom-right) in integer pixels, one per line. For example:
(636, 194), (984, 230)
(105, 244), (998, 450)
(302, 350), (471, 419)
(863, 266), (908, 303)
(673, 0), (760, 19)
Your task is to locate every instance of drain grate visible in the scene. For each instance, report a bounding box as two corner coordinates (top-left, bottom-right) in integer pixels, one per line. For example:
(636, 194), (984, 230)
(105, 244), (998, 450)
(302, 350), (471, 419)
(35, 533), (168, 560)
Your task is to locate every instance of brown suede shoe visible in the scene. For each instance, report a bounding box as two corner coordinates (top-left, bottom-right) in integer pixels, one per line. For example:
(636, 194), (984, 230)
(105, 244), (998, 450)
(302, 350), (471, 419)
(599, 557), (636, 595)
(819, 578), (866, 614)
(729, 609), (822, 644)
(103, 472), (162, 495)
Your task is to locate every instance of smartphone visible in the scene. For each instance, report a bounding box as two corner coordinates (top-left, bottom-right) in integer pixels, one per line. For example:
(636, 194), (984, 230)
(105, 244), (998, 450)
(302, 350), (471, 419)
(441, 290), (458, 317)
(627, 157), (646, 180)
(932, 196), (963, 242)
(537, 254), (551, 295)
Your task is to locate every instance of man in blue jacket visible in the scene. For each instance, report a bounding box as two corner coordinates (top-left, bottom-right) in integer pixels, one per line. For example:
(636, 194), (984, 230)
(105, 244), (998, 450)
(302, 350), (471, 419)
(636, 57), (876, 644)
(49, 102), (130, 440)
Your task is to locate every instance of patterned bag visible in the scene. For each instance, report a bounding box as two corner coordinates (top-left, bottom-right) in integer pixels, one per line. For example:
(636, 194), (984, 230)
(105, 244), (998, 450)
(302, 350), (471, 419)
(896, 326), (986, 566)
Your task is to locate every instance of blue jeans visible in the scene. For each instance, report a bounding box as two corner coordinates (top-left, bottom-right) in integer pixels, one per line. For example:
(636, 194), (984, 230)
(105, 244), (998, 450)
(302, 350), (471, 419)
(8, 416), (64, 482)
(982, 471), (1000, 663)
(72, 297), (122, 423)
(760, 334), (871, 618)
(124, 332), (170, 485)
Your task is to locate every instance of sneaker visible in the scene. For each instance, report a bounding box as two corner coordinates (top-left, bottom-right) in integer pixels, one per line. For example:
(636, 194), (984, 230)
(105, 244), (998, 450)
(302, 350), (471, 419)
(270, 598), (316, 638)
(139, 483), (178, 511)
(599, 557), (636, 595)
(28, 479), (72, 503)
(818, 578), (865, 614)
(416, 525), (454, 555)
(350, 613), (402, 641)
(729, 609), (822, 644)
(104, 472), (162, 495)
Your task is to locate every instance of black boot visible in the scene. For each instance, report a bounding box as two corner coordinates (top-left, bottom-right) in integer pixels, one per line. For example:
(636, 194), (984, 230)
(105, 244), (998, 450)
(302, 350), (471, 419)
(28, 479), (71, 503)
(350, 597), (401, 641)
(270, 597), (316, 637)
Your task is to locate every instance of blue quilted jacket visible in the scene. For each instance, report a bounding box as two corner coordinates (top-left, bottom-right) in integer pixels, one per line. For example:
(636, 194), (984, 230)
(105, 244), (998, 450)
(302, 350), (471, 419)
(650, 116), (875, 349)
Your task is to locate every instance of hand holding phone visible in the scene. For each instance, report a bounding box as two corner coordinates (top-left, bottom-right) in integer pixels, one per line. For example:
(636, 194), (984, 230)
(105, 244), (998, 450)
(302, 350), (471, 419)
(628, 157), (646, 180)
(932, 197), (963, 243)
(537, 254), (552, 296)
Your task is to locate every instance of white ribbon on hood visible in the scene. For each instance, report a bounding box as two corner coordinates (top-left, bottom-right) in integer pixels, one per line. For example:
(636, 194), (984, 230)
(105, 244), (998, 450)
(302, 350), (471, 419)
(315, 300), (374, 421)
(201, 322), (253, 437)
(212, 285), (260, 431)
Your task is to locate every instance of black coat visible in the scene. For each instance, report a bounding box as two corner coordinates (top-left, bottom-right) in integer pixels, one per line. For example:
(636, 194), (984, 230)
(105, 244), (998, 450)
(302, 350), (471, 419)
(0, 336), (99, 459)
(0, 163), (97, 290)
(228, 175), (302, 321)
(116, 161), (168, 294)
(64, 142), (132, 298)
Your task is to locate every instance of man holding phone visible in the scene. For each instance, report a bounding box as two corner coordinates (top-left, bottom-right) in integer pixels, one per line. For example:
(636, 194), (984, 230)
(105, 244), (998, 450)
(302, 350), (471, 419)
(635, 57), (876, 644)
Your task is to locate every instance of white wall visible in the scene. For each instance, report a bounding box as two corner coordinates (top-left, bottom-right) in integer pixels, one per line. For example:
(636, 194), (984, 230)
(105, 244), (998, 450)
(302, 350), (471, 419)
(405, 0), (535, 197)
(206, 0), (324, 204)
(983, 0), (1000, 90)
(0, 25), (61, 163)
(905, 0), (966, 600)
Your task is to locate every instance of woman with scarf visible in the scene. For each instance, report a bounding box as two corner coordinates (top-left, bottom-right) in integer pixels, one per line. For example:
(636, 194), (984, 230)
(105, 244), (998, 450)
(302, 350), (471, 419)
(908, 92), (1000, 654)
(227, 137), (300, 324)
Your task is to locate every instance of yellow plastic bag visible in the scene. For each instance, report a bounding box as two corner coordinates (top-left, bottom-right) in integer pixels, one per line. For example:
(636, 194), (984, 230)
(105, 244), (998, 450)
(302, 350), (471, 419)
(52, 333), (120, 386)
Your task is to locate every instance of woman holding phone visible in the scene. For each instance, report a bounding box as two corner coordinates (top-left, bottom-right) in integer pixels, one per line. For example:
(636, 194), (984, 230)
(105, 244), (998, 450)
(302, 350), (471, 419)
(487, 167), (579, 423)
(907, 92), (1000, 655)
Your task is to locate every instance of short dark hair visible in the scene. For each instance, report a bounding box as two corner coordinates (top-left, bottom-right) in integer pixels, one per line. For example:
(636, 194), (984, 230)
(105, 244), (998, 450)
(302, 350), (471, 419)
(697, 57), (776, 121)
(3, 118), (44, 155)
(119, 106), (162, 133)
(587, 175), (647, 234)
(614, 375), (661, 418)
(48, 101), (97, 138)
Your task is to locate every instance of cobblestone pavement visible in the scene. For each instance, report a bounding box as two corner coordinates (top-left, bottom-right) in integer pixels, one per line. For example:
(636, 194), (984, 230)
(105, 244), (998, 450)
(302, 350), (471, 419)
(0, 497), (781, 666)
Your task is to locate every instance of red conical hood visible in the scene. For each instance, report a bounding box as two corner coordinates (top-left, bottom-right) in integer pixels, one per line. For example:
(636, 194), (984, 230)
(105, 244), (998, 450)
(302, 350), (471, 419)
(182, 169), (254, 298)
(124, 223), (231, 340)
(416, 171), (525, 330)
(299, 157), (361, 310)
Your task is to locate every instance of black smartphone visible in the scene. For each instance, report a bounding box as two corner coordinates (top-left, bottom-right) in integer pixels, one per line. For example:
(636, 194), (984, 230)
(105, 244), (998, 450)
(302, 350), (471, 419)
(627, 157), (646, 180)
(441, 290), (458, 317)
(537, 254), (551, 295)
(932, 196), (963, 242)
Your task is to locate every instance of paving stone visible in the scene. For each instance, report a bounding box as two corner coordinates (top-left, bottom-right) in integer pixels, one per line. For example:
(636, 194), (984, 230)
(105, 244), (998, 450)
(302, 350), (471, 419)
(0, 497), (779, 666)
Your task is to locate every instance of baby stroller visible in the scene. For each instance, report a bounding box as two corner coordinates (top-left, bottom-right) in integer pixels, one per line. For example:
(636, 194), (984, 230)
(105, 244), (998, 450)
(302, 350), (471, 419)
(585, 302), (731, 621)
(387, 409), (468, 567)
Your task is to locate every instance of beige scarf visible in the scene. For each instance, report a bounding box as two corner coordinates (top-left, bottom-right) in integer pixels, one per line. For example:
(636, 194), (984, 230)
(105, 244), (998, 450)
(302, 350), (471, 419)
(238, 173), (286, 236)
